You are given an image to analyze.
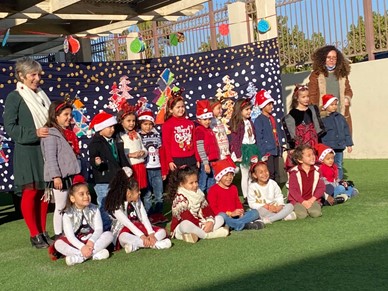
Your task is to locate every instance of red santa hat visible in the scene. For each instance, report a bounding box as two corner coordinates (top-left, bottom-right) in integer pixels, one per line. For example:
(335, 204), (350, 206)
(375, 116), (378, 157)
(322, 94), (338, 109)
(196, 100), (213, 119)
(255, 89), (275, 109)
(89, 111), (117, 132)
(315, 143), (335, 162)
(138, 109), (155, 123)
(212, 158), (236, 182)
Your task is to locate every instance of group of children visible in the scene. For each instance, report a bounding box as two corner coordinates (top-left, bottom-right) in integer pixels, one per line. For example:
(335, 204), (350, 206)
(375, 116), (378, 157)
(41, 84), (358, 266)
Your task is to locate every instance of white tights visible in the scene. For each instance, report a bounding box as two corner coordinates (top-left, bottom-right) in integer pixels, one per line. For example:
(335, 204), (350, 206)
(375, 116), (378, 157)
(118, 228), (167, 249)
(174, 215), (224, 239)
(53, 189), (68, 235)
(240, 165), (250, 199)
(54, 231), (113, 257)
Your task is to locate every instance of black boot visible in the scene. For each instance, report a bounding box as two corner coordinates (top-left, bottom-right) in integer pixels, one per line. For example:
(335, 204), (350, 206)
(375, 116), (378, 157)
(42, 232), (54, 246)
(30, 234), (49, 249)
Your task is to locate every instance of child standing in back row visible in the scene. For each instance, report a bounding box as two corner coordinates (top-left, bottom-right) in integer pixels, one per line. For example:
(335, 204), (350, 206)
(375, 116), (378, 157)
(320, 94), (353, 180)
(41, 101), (81, 240)
(162, 90), (197, 170)
(229, 98), (261, 203)
(195, 100), (220, 193)
(209, 98), (230, 160)
(138, 108), (168, 224)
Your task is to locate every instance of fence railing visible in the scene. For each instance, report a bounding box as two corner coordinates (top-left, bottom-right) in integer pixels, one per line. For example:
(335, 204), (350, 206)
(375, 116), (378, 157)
(90, 0), (388, 70)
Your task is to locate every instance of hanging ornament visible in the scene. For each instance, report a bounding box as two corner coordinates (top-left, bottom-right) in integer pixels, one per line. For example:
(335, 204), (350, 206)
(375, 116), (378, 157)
(177, 32), (185, 43)
(67, 36), (80, 54)
(130, 37), (145, 53)
(219, 24), (229, 36)
(169, 33), (178, 46)
(2, 28), (10, 47)
(258, 19), (271, 34)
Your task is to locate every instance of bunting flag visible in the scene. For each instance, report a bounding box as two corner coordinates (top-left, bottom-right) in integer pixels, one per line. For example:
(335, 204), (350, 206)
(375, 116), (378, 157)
(0, 39), (283, 191)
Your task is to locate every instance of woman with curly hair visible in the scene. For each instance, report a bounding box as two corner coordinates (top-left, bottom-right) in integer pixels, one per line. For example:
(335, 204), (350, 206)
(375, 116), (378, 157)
(308, 45), (353, 134)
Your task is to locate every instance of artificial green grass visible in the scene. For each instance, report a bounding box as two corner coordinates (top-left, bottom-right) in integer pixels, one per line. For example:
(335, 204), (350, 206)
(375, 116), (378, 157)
(1, 160), (388, 290)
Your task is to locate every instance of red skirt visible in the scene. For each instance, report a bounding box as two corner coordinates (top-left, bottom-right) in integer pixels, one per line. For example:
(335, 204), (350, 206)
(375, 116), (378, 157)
(132, 163), (147, 189)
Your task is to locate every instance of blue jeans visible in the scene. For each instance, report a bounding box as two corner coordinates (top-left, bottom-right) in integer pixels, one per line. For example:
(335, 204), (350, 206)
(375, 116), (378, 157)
(94, 184), (111, 231)
(198, 163), (216, 193)
(334, 185), (354, 198)
(142, 168), (164, 214)
(219, 209), (259, 231)
(334, 151), (344, 180)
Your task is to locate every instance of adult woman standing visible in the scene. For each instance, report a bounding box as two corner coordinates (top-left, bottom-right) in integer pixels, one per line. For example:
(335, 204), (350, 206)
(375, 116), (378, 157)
(3, 58), (52, 248)
(308, 45), (353, 134)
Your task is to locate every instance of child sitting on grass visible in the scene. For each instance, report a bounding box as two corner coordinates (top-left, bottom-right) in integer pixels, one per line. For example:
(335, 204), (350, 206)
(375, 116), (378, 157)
(248, 157), (296, 224)
(52, 176), (113, 266)
(169, 166), (229, 243)
(207, 158), (265, 231)
(287, 145), (324, 219)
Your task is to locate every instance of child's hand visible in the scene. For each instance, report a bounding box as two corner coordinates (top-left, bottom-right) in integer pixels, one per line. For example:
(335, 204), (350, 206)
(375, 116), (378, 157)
(169, 162), (177, 171)
(233, 209), (244, 217)
(203, 221), (214, 233)
(347, 146), (352, 153)
(273, 205), (284, 213)
(196, 162), (200, 168)
(140, 235), (151, 248)
(302, 200), (312, 209)
(86, 240), (94, 250)
(204, 164), (211, 174)
(148, 233), (157, 247)
(81, 245), (93, 258)
(162, 175), (167, 181)
(137, 150), (145, 158)
(326, 195), (335, 206)
(95, 157), (102, 166)
(53, 177), (63, 190)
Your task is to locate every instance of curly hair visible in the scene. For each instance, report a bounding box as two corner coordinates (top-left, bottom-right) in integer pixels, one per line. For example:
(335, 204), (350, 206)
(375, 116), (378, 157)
(166, 166), (198, 201)
(290, 84), (309, 110)
(104, 169), (139, 214)
(228, 98), (252, 133)
(292, 144), (314, 165)
(311, 45), (350, 79)
(45, 101), (73, 135)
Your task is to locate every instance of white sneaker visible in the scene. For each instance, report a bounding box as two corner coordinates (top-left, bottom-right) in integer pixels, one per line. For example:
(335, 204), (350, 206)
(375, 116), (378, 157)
(65, 255), (85, 266)
(92, 249), (109, 261)
(153, 239), (172, 249)
(205, 227), (229, 239)
(182, 233), (199, 243)
(263, 217), (272, 224)
(284, 211), (297, 221)
(124, 243), (139, 253)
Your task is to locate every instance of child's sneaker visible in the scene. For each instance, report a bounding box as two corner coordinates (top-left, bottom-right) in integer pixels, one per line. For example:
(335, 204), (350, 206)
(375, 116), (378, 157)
(92, 249), (109, 261)
(124, 243), (138, 253)
(253, 220), (265, 229)
(244, 222), (259, 230)
(336, 194), (348, 203)
(153, 238), (172, 249)
(352, 188), (359, 197)
(262, 217), (272, 224)
(182, 233), (199, 243)
(205, 227), (229, 239)
(65, 255), (85, 266)
(283, 211), (297, 221)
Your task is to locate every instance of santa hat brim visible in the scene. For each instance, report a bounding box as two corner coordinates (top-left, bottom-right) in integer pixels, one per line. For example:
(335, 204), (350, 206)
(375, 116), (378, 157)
(319, 148), (335, 162)
(138, 115), (155, 123)
(259, 98), (275, 109)
(93, 116), (117, 132)
(323, 97), (338, 109)
(196, 112), (213, 119)
(215, 166), (235, 182)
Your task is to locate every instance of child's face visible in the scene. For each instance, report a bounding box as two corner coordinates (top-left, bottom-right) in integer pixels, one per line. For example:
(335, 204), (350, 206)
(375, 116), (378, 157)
(212, 104), (222, 118)
(56, 108), (72, 128)
(121, 114), (136, 131)
(170, 100), (185, 118)
(198, 118), (212, 128)
(140, 120), (154, 134)
(322, 152), (335, 167)
(126, 188), (140, 202)
(261, 102), (274, 115)
(218, 172), (234, 188)
(298, 148), (316, 166)
(241, 106), (252, 120)
(252, 164), (270, 185)
(325, 99), (338, 113)
(70, 185), (91, 209)
(180, 174), (198, 192)
(99, 125), (115, 138)
(297, 90), (310, 107)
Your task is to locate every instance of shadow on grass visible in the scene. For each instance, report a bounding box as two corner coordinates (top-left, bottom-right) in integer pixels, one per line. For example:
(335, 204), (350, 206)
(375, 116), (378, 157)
(0, 192), (22, 225)
(189, 238), (388, 290)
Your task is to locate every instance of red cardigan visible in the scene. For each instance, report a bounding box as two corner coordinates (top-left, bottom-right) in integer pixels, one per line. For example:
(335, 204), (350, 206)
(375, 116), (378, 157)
(161, 116), (196, 163)
(194, 124), (220, 163)
(207, 184), (243, 215)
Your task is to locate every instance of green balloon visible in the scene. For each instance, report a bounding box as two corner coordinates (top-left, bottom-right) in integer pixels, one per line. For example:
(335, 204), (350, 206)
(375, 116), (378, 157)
(130, 38), (142, 53)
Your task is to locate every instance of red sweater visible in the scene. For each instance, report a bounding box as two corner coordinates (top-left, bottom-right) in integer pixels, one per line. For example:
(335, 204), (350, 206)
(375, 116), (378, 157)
(162, 116), (196, 163)
(207, 184), (243, 215)
(194, 124), (220, 163)
(319, 163), (338, 183)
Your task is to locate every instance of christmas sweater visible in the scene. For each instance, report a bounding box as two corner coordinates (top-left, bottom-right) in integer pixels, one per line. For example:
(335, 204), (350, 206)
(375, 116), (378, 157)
(211, 117), (230, 159)
(247, 179), (285, 210)
(207, 184), (243, 215)
(139, 128), (162, 169)
(194, 124), (220, 164)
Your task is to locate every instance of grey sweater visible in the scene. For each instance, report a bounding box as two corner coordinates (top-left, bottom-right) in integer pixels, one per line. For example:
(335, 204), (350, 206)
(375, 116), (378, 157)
(41, 127), (80, 181)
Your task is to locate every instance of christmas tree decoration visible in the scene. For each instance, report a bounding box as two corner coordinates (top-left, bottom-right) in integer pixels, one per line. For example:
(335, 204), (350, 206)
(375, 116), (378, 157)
(246, 82), (261, 122)
(258, 19), (271, 33)
(219, 24), (229, 36)
(107, 77), (134, 112)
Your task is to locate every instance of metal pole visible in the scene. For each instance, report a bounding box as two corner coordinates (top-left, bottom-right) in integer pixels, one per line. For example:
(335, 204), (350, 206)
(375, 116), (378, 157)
(114, 34), (120, 61)
(363, 0), (375, 60)
(208, 0), (217, 50)
(152, 21), (160, 58)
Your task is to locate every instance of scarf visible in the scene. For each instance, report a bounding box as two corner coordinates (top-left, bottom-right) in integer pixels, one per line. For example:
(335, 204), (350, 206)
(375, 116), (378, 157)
(16, 81), (51, 128)
(177, 186), (206, 219)
(326, 65), (336, 71)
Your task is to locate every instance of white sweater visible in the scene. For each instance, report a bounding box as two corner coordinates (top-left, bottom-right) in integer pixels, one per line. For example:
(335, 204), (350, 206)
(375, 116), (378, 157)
(247, 179), (285, 210)
(120, 131), (148, 166)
